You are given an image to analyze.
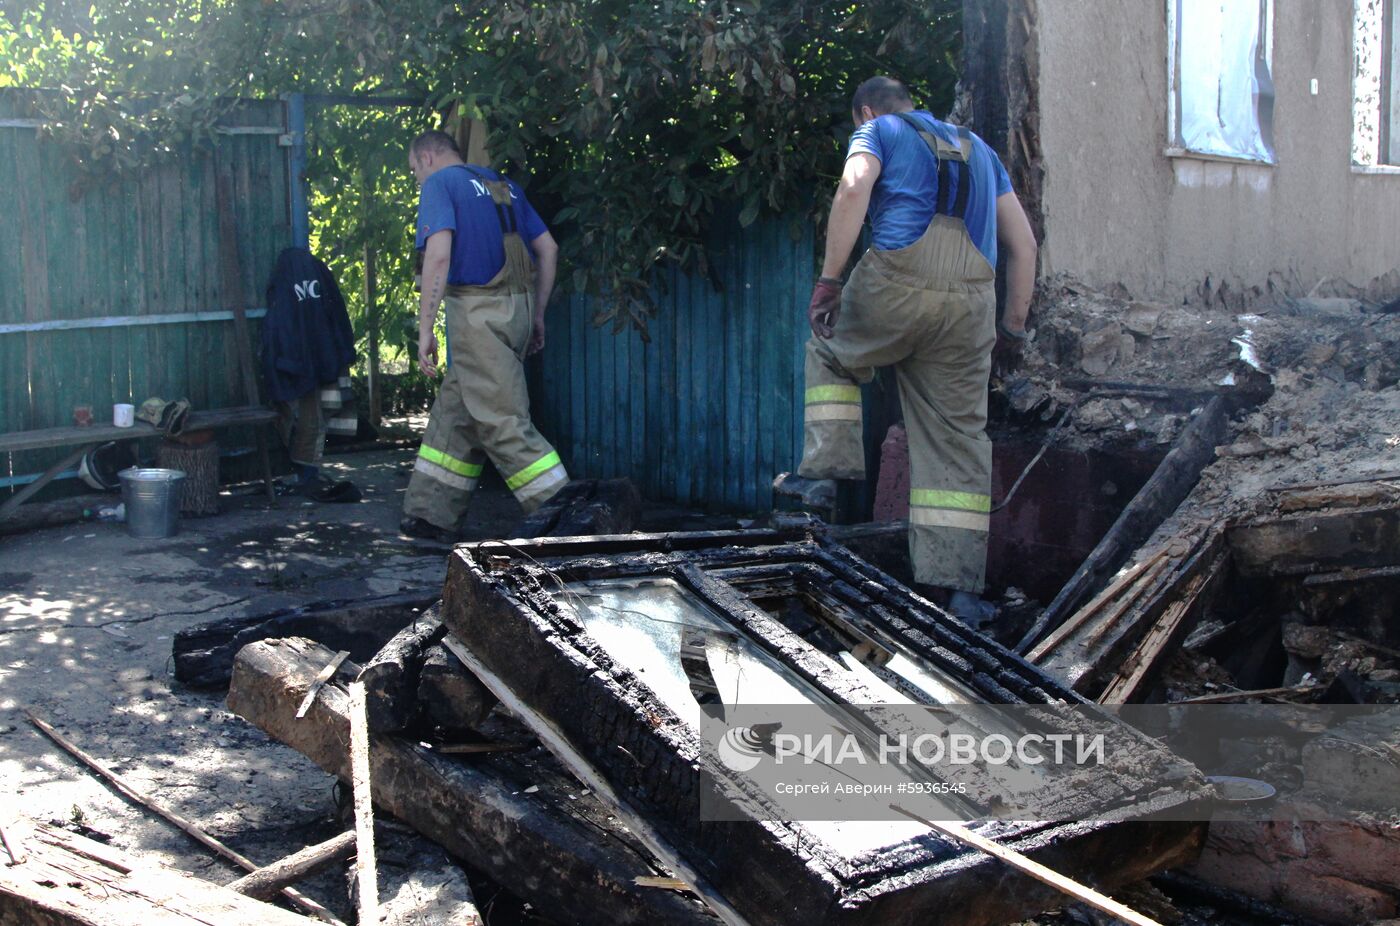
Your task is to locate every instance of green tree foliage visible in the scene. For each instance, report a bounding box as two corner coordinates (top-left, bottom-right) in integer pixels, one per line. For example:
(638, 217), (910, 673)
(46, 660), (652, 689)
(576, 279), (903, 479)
(3, 0), (961, 349)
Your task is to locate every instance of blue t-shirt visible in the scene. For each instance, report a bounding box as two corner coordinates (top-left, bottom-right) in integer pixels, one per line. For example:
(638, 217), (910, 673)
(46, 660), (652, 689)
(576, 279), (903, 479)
(414, 164), (549, 285)
(848, 111), (1012, 267)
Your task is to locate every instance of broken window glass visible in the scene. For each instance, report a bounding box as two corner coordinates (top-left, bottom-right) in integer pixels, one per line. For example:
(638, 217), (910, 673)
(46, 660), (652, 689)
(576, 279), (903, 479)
(1354, 0), (1400, 165)
(1173, 0), (1276, 163)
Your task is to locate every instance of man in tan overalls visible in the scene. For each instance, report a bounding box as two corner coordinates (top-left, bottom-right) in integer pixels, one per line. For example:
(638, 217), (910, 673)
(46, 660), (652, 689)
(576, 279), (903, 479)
(400, 130), (568, 542)
(776, 77), (1038, 627)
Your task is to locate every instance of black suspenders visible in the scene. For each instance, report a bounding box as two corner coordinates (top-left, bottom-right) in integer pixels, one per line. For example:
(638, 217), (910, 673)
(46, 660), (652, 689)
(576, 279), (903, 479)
(893, 112), (973, 222)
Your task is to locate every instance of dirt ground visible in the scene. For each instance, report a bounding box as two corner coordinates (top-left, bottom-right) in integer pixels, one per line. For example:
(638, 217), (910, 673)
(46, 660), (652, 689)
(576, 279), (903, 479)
(0, 447), (548, 918)
(0, 441), (741, 921)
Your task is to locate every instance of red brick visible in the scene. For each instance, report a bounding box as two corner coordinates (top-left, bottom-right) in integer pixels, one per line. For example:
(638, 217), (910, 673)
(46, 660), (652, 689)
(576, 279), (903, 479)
(873, 424), (909, 522)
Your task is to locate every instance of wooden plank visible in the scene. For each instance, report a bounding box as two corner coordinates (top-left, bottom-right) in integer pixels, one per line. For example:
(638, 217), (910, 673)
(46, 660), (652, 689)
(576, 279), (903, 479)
(1080, 555), (1175, 648)
(659, 262), (679, 501)
(570, 293), (587, 483)
(888, 805), (1163, 926)
(1174, 684), (1320, 704)
(15, 111), (50, 432)
(0, 127), (21, 436)
(675, 267), (693, 502)
(602, 294), (619, 479)
(185, 151), (212, 408)
(129, 160), (158, 401)
(295, 650), (351, 719)
(713, 256), (731, 511)
(0, 815), (318, 926)
(628, 304), (647, 500)
(791, 219), (813, 484)
(687, 269), (706, 507)
(0, 407), (278, 453)
(756, 216), (778, 511)
(1027, 551), (1167, 663)
(347, 681), (381, 926)
(737, 220), (757, 509)
(25, 711), (344, 924)
(1099, 540), (1226, 705)
(643, 286), (663, 499)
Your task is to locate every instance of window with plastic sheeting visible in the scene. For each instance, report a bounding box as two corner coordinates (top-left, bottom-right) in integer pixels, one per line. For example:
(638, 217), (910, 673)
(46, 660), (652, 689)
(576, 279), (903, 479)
(1169, 0), (1277, 163)
(1353, 0), (1400, 166)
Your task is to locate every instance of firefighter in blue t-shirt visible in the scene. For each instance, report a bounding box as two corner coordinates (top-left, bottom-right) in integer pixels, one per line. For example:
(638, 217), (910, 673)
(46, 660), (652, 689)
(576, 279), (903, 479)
(400, 130), (569, 542)
(776, 77), (1039, 629)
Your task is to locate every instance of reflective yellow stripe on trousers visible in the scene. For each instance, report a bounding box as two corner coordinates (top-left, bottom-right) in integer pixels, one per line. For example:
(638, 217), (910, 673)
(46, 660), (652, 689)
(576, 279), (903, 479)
(909, 488), (991, 531)
(506, 450), (567, 504)
(415, 444), (483, 491)
(804, 384), (862, 422)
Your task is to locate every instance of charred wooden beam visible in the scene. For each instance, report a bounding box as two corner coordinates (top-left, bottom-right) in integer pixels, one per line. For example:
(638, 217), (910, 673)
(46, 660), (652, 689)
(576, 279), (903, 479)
(357, 605), (444, 733)
(417, 642), (496, 736)
(513, 477), (643, 538)
(227, 637), (716, 926)
(173, 590), (437, 689)
(1228, 504), (1400, 578)
(1017, 396), (1230, 654)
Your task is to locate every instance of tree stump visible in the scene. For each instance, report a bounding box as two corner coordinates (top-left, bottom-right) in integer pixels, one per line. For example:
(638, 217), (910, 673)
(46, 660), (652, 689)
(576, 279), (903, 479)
(157, 438), (220, 515)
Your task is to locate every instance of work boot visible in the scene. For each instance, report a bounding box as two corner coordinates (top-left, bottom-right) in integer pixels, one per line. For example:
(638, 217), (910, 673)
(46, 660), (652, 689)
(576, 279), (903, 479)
(399, 516), (461, 545)
(772, 472), (837, 510)
(948, 590), (998, 632)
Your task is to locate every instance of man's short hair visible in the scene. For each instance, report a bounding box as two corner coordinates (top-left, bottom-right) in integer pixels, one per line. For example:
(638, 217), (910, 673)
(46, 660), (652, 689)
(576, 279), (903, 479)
(410, 129), (460, 159)
(851, 76), (913, 116)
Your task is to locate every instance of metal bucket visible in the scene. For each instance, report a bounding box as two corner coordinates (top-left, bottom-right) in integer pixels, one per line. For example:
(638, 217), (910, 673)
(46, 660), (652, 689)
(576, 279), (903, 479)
(118, 467), (187, 539)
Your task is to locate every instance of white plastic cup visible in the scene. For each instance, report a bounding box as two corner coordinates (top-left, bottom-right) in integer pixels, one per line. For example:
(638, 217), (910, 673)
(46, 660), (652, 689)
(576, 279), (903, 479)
(113, 403), (135, 428)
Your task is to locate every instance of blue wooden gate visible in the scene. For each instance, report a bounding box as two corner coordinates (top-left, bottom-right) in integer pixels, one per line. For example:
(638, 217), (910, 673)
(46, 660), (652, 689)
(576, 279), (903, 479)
(529, 213), (814, 512)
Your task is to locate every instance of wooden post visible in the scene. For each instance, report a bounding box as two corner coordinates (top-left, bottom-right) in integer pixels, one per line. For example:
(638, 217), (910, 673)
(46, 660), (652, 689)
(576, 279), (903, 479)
(364, 242), (382, 428)
(215, 168), (276, 503)
(348, 681), (380, 926)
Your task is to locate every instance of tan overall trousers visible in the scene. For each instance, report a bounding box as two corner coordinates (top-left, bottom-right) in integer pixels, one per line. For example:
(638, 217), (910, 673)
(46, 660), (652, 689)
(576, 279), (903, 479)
(278, 371), (357, 466)
(403, 178), (568, 528)
(798, 125), (996, 593)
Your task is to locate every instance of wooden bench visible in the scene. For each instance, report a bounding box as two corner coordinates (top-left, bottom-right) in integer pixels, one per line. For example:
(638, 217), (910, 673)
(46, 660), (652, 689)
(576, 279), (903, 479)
(0, 405), (278, 522)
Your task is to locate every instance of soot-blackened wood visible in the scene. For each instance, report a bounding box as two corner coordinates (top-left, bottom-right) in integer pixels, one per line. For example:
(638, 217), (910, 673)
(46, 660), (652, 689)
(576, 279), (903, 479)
(417, 642), (497, 736)
(227, 637), (715, 926)
(173, 590), (437, 689)
(513, 477), (644, 538)
(1017, 396), (1230, 654)
(441, 537), (1210, 926)
(1228, 504), (1400, 577)
(357, 604), (443, 733)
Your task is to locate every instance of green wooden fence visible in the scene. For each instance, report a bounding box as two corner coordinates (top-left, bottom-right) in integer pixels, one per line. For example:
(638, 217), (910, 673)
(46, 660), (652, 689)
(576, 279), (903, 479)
(0, 91), (293, 495)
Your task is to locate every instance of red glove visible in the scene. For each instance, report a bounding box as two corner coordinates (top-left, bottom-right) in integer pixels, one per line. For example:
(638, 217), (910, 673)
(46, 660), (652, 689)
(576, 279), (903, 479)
(809, 278), (842, 339)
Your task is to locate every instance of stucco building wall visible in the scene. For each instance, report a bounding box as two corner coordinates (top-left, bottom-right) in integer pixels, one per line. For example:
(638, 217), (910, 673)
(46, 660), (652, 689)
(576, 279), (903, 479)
(1031, 0), (1400, 305)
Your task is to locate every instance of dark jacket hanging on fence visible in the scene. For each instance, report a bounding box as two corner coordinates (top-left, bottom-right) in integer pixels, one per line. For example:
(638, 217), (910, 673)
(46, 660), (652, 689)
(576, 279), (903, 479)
(261, 247), (356, 404)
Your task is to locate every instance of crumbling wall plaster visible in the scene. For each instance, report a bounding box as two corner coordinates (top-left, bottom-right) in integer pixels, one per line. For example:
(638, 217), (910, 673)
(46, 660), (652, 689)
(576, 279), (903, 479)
(1035, 0), (1400, 307)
